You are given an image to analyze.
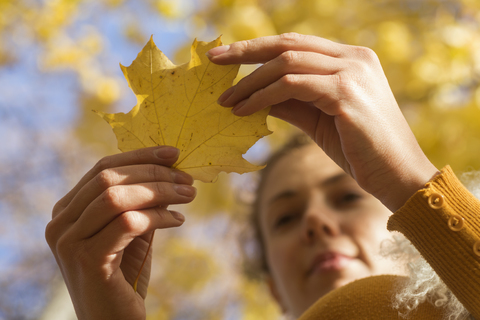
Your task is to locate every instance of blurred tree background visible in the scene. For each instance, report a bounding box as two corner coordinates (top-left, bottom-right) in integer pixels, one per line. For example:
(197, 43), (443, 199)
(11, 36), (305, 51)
(1, 0), (480, 319)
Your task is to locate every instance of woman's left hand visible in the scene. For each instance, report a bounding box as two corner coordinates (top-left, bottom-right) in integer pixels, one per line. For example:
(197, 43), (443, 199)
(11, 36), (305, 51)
(207, 33), (438, 212)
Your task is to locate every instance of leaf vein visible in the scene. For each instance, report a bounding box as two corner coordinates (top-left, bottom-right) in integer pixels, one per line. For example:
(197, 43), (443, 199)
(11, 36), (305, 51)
(149, 48), (165, 145)
(175, 56), (212, 148)
(175, 116), (245, 167)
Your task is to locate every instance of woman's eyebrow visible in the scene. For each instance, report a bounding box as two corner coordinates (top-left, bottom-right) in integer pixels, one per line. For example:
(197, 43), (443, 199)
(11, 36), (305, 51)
(321, 172), (349, 187)
(268, 173), (349, 206)
(268, 190), (297, 206)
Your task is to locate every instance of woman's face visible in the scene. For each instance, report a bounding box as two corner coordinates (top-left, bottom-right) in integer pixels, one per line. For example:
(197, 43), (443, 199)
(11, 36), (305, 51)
(259, 144), (402, 317)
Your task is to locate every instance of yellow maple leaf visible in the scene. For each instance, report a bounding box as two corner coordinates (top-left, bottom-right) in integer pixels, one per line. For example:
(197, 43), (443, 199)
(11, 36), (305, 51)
(96, 36), (271, 182)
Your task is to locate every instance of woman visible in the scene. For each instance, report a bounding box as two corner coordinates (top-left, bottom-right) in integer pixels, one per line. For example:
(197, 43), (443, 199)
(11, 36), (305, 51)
(249, 133), (406, 317)
(45, 33), (480, 319)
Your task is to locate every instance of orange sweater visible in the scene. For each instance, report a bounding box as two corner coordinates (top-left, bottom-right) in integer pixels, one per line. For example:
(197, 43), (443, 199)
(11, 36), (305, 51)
(298, 166), (480, 319)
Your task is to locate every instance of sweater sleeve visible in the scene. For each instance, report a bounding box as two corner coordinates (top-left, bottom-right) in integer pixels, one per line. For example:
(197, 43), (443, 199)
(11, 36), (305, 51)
(387, 165), (480, 319)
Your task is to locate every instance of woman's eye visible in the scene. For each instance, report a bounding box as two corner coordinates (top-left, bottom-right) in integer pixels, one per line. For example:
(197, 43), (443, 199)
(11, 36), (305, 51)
(275, 213), (296, 228)
(337, 192), (362, 206)
(344, 193), (360, 201)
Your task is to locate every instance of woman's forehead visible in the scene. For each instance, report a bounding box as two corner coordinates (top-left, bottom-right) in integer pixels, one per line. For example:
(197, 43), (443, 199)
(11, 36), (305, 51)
(261, 145), (343, 205)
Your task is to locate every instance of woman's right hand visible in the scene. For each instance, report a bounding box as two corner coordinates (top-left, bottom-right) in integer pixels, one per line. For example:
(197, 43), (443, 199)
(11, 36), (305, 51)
(208, 33), (438, 212)
(45, 146), (196, 320)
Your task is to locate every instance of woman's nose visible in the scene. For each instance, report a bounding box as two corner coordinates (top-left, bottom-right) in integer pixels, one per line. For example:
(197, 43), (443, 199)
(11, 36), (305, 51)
(301, 204), (339, 244)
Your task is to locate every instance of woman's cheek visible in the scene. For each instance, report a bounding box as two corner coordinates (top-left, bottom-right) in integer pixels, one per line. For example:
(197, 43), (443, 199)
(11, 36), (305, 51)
(268, 234), (299, 270)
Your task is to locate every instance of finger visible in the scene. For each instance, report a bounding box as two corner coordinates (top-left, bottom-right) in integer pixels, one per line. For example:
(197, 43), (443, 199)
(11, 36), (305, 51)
(231, 74), (340, 117)
(268, 99), (321, 137)
(120, 231), (154, 297)
(268, 100), (341, 151)
(71, 182), (196, 239)
(56, 164), (193, 224)
(218, 51), (341, 108)
(207, 33), (345, 65)
(53, 146), (180, 217)
(84, 207), (184, 259)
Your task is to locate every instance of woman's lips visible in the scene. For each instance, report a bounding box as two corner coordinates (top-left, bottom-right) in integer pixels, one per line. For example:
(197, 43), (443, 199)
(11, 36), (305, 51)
(308, 252), (353, 275)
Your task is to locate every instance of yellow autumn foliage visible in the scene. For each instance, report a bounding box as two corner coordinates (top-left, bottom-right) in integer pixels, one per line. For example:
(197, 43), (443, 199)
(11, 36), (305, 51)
(2, 1), (480, 319)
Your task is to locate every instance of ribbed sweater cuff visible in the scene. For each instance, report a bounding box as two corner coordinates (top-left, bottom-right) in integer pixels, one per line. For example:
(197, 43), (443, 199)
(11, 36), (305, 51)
(387, 165), (480, 318)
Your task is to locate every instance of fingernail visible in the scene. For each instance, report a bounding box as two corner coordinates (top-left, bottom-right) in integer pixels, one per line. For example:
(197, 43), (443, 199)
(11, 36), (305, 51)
(155, 146), (179, 159)
(172, 170), (193, 185)
(170, 210), (185, 222)
(218, 86), (235, 105)
(232, 100), (247, 115)
(206, 45), (230, 58)
(173, 184), (197, 197)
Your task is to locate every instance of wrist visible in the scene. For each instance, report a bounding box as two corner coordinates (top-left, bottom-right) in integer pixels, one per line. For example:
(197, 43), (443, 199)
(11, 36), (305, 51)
(376, 161), (439, 213)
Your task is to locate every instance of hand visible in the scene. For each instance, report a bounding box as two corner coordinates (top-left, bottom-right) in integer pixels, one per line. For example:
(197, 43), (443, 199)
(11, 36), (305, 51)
(45, 146), (196, 320)
(207, 33), (438, 212)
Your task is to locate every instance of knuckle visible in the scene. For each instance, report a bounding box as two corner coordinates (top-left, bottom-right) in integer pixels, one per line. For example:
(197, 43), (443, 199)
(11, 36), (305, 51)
(355, 62), (372, 76)
(333, 72), (365, 103)
(243, 87), (267, 108)
(249, 87), (266, 102)
(336, 73), (355, 92)
(116, 211), (141, 234)
(279, 32), (302, 44)
(351, 45), (379, 63)
(95, 169), (118, 189)
(131, 147), (146, 162)
(101, 187), (123, 210)
(46, 227), (87, 267)
(55, 234), (69, 256)
(342, 59), (367, 76)
(148, 164), (166, 182)
(52, 201), (64, 218)
(235, 39), (251, 54)
(55, 233), (76, 259)
(45, 220), (60, 249)
(93, 156), (113, 173)
(278, 50), (298, 66)
(153, 182), (168, 199)
(280, 74), (300, 87)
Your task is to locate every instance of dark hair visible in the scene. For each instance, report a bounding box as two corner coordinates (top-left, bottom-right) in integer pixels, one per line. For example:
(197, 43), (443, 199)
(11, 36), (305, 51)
(242, 133), (314, 279)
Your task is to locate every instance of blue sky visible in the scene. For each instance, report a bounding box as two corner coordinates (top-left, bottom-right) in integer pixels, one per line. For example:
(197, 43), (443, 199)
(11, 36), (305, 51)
(0, 2), (195, 318)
